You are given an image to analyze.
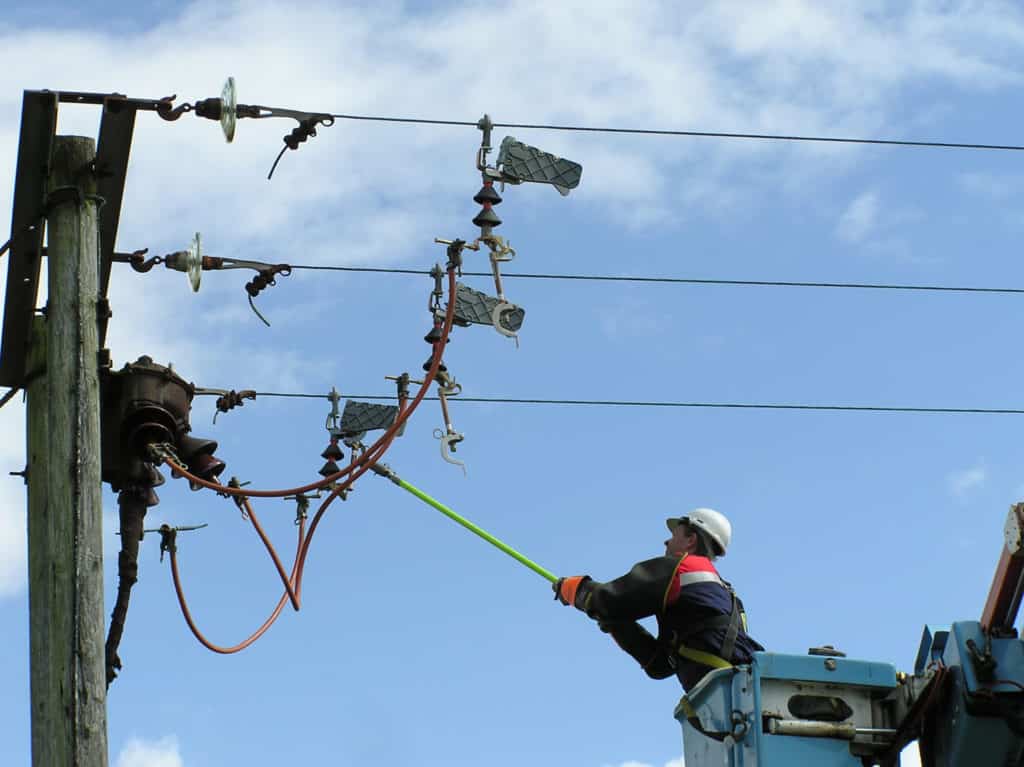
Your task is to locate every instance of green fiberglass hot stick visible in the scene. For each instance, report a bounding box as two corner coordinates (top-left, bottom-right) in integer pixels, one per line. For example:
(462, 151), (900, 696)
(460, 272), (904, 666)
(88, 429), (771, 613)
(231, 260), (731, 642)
(370, 463), (557, 583)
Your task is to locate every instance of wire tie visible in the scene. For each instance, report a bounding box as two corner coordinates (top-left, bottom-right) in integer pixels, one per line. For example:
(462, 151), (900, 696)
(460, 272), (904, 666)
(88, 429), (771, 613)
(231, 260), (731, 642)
(226, 477), (251, 514)
(158, 524), (177, 563)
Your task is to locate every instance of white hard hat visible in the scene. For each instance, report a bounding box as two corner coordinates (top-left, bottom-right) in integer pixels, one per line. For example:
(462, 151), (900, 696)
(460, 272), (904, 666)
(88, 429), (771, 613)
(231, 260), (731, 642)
(666, 508), (732, 558)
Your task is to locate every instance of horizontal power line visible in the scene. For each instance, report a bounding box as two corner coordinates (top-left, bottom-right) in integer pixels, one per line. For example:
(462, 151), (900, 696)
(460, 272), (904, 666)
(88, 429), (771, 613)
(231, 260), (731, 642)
(330, 113), (1024, 152)
(215, 391), (1024, 415)
(287, 264), (1024, 296)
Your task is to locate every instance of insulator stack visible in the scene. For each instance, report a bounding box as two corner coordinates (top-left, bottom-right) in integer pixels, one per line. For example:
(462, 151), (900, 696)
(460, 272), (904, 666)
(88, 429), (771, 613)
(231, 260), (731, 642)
(472, 180), (502, 230)
(319, 439), (343, 477)
(423, 358), (448, 373)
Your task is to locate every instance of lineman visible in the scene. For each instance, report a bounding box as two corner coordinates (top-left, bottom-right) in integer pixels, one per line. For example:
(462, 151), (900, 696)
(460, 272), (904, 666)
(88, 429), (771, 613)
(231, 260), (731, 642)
(553, 508), (763, 690)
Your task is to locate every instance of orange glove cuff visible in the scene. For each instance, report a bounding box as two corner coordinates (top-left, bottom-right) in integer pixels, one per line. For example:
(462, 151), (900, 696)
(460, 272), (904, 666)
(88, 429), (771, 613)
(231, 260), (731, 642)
(559, 575), (586, 606)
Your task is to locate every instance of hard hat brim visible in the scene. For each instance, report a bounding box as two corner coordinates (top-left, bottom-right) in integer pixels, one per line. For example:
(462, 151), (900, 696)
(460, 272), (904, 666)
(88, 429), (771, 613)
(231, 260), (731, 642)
(666, 517), (686, 532)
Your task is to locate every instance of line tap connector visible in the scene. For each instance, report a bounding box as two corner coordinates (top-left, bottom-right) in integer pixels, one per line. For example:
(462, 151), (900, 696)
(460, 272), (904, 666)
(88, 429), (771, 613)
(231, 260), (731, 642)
(155, 523), (208, 562)
(432, 369), (467, 476)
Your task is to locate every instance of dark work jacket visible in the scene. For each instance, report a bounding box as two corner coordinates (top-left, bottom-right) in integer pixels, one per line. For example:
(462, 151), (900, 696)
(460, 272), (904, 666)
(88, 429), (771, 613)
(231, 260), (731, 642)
(575, 553), (763, 690)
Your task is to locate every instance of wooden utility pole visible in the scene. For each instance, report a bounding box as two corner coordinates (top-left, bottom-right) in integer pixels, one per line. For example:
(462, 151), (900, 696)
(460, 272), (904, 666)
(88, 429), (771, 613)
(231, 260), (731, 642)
(26, 135), (108, 767)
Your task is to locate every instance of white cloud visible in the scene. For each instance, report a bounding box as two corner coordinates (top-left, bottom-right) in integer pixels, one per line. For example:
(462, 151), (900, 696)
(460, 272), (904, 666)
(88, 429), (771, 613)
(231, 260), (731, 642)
(2, 2), (1022, 251)
(3, 1), (1024, 601)
(610, 758), (684, 767)
(948, 462), (987, 498)
(837, 190), (880, 243)
(114, 736), (183, 767)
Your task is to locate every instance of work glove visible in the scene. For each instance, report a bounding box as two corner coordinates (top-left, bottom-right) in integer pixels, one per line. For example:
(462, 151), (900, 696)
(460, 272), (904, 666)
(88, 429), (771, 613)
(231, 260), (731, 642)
(553, 575), (592, 609)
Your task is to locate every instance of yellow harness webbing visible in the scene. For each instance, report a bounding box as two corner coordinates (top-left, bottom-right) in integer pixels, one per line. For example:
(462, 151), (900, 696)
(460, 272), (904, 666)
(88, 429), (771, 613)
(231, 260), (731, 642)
(676, 644), (734, 669)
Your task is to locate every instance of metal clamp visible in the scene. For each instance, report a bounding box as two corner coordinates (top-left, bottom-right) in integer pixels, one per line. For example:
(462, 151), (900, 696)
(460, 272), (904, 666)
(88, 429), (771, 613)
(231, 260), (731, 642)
(482, 234), (515, 298)
(435, 237), (480, 274)
(145, 442), (181, 467)
(285, 492), (319, 525)
(434, 371), (466, 476)
(385, 373), (411, 402)
(433, 430), (466, 475)
(325, 387), (343, 439)
(428, 263), (445, 312)
(225, 476), (251, 516)
(191, 388), (257, 423)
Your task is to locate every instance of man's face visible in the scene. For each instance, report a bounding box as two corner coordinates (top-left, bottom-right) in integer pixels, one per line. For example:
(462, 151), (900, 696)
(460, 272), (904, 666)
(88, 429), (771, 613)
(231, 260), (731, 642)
(665, 523), (697, 557)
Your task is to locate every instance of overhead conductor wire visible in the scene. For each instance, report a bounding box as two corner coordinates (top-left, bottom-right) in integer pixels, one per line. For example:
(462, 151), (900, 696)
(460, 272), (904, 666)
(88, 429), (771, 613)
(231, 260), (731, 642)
(329, 112), (1024, 152)
(162, 265), (459, 652)
(232, 393), (1024, 417)
(112, 110), (1024, 650)
(288, 264), (1024, 296)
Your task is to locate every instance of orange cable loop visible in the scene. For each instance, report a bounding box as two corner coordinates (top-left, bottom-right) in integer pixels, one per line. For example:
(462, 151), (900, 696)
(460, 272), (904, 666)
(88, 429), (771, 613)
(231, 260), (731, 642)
(242, 497), (301, 611)
(294, 435), (394, 597)
(166, 266), (457, 652)
(290, 392), (406, 599)
(161, 266), (458, 499)
(168, 514), (306, 654)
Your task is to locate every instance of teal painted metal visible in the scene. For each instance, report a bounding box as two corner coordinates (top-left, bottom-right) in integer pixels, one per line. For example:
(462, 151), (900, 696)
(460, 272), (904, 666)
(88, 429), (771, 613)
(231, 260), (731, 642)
(949, 621), (1024, 696)
(919, 621), (1024, 766)
(758, 734), (859, 766)
(913, 624), (949, 674)
(676, 667), (759, 766)
(675, 652), (899, 766)
(756, 652), (898, 688)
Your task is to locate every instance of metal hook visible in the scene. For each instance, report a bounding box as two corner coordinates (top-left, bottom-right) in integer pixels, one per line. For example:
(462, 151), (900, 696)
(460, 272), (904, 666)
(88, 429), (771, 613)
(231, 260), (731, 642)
(433, 373), (467, 476)
(489, 302), (520, 348)
(433, 428), (467, 476)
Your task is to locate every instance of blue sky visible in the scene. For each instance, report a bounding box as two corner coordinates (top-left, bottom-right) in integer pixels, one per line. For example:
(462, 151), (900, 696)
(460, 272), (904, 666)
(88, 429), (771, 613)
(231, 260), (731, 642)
(4, 2), (1024, 765)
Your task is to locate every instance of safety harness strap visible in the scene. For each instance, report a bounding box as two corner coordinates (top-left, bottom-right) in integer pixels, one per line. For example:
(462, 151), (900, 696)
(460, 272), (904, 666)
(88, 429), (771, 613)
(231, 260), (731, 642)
(676, 696), (735, 743)
(672, 591), (742, 669)
(676, 644), (734, 669)
(719, 593), (741, 663)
